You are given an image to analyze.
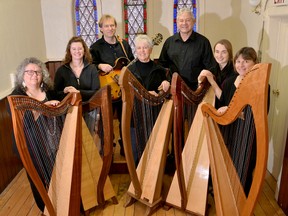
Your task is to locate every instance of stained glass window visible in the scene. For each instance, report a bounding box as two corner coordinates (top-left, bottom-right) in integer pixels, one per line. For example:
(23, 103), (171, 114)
(174, 0), (197, 33)
(75, 0), (98, 47)
(124, 0), (147, 54)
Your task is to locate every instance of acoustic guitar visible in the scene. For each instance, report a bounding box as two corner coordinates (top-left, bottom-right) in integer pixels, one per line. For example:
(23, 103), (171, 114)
(98, 33), (163, 101)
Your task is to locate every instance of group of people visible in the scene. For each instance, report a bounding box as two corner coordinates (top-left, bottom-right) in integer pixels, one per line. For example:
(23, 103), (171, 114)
(10, 7), (264, 212)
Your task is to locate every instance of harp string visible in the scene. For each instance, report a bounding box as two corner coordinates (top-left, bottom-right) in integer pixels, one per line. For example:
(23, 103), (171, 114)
(201, 63), (272, 215)
(22, 109), (65, 188)
(9, 93), (82, 215)
(83, 108), (104, 156)
(220, 105), (256, 196)
(131, 84), (164, 165)
(166, 72), (212, 214)
(13, 95), (68, 198)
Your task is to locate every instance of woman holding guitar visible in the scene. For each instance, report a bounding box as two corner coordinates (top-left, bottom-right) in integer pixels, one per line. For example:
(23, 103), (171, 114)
(90, 14), (134, 156)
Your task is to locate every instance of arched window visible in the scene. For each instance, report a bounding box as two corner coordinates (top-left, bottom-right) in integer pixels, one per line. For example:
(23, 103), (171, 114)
(75, 0), (98, 47)
(174, 0), (197, 33)
(124, 0), (147, 54)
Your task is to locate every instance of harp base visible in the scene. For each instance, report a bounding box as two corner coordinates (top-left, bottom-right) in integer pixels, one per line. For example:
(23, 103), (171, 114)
(82, 196), (118, 216)
(124, 192), (163, 216)
(164, 201), (207, 216)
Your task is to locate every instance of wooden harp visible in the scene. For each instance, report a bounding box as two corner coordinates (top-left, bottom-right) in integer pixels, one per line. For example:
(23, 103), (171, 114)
(81, 85), (117, 212)
(201, 63), (271, 216)
(165, 72), (213, 215)
(119, 66), (173, 215)
(8, 92), (82, 216)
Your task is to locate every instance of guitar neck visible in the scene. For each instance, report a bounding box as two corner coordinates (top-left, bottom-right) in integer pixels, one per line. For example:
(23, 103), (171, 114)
(126, 58), (138, 67)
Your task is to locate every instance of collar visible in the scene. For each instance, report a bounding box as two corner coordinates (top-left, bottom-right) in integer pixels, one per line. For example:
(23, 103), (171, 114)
(174, 31), (196, 42)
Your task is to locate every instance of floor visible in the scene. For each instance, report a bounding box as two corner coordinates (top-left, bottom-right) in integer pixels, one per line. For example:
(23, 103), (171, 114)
(0, 157), (286, 216)
(0, 120), (286, 216)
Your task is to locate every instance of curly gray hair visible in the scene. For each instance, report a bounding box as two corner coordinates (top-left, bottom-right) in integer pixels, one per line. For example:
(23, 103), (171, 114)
(15, 57), (53, 91)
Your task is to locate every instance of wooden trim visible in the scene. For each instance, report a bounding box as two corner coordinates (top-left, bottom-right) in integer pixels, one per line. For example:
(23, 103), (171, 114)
(45, 61), (62, 81)
(0, 98), (22, 193)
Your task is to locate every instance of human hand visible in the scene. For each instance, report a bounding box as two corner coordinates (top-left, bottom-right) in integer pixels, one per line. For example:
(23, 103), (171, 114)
(45, 100), (60, 106)
(198, 70), (214, 83)
(239, 111), (245, 120)
(217, 106), (228, 114)
(148, 91), (158, 96)
(64, 86), (80, 94)
(99, 64), (113, 73)
(158, 80), (170, 92)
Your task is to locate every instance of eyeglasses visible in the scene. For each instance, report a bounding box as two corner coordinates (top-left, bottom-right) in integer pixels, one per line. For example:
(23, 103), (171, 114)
(24, 70), (42, 76)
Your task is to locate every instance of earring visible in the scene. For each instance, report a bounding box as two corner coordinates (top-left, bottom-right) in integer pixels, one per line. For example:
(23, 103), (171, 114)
(22, 81), (26, 88)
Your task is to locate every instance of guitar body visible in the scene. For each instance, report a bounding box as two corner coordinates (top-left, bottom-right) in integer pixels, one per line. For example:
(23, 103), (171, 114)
(99, 57), (129, 101)
(98, 33), (163, 101)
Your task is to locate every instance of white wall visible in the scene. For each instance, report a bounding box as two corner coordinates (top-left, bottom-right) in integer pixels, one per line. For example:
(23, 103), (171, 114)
(40, 0), (74, 61)
(199, 0), (264, 55)
(0, 0), (46, 99)
(0, 0), (282, 99)
(41, 0), (264, 61)
(41, 0), (124, 61)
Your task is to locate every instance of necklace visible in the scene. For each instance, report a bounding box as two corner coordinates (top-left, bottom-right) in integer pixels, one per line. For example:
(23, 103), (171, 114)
(47, 116), (57, 136)
(70, 62), (84, 76)
(26, 90), (47, 101)
(26, 91), (33, 97)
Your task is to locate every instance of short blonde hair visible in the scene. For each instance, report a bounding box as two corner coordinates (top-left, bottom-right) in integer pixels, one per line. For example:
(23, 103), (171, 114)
(98, 14), (117, 28)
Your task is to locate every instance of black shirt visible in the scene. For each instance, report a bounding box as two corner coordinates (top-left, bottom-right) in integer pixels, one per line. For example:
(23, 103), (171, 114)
(209, 61), (236, 108)
(90, 36), (134, 68)
(158, 31), (216, 90)
(128, 60), (168, 92)
(54, 61), (100, 102)
(219, 74), (238, 107)
(210, 61), (236, 88)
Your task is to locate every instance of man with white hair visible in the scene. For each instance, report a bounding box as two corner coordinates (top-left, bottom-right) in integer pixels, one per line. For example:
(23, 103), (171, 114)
(159, 7), (216, 90)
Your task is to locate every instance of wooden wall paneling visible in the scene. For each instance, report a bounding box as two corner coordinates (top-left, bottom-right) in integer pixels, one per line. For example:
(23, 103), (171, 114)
(46, 61), (62, 81)
(0, 98), (22, 193)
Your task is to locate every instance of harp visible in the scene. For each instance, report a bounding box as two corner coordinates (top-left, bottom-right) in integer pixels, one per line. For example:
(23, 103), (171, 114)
(81, 85), (117, 212)
(201, 63), (271, 216)
(165, 73), (213, 215)
(119, 66), (173, 215)
(8, 92), (82, 216)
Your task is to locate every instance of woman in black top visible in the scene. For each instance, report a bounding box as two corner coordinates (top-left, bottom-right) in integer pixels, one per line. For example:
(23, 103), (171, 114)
(205, 47), (268, 195)
(10, 57), (61, 212)
(54, 36), (100, 102)
(127, 34), (170, 165)
(128, 34), (170, 95)
(198, 39), (235, 108)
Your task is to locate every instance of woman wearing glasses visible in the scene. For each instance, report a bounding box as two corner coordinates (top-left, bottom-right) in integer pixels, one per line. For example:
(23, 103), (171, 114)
(9, 57), (60, 212)
(11, 57), (60, 106)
